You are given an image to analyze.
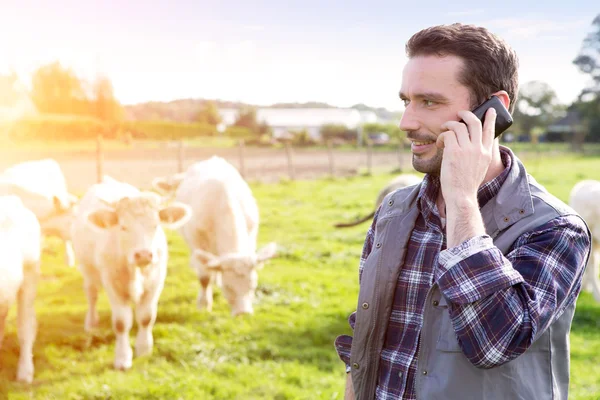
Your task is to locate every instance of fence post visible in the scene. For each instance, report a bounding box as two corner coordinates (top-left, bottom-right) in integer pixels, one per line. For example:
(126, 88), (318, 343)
(238, 139), (246, 178)
(327, 139), (335, 177)
(96, 134), (104, 183)
(397, 141), (404, 172)
(366, 140), (373, 175)
(177, 139), (185, 173)
(285, 141), (295, 180)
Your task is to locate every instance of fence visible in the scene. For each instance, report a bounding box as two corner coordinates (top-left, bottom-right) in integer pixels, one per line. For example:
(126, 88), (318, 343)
(93, 135), (411, 184)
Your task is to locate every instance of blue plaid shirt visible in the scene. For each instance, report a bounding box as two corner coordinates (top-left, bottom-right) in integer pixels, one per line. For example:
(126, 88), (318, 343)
(335, 149), (590, 399)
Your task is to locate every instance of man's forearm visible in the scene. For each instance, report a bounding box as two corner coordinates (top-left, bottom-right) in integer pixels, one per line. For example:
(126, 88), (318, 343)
(446, 197), (486, 248)
(345, 372), (355, 400)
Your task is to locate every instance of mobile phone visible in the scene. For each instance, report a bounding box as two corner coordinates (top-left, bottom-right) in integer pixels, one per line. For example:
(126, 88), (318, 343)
(468, 95), (513, 138)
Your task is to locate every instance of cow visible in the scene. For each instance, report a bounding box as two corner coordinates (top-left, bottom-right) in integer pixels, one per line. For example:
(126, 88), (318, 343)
(70, 177), (192, 370)
(156, 156), (277, 316)
(0, 195), (42, 383)
(333, 173), (423, 228)
(0, 159), (78, 267)
(569, 179), (600, 303)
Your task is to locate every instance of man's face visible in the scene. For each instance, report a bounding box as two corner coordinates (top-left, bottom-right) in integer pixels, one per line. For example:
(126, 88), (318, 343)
(399, 55), (473, 175)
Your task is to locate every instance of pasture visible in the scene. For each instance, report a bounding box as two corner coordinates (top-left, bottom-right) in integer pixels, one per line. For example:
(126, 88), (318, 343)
(0, 146), (599, 399)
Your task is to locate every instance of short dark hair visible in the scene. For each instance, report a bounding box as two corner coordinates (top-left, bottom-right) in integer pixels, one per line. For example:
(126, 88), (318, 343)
(406, 23), (519, 113)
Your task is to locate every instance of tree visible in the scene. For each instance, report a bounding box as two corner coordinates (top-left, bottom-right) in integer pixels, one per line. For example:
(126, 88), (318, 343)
(92, 75), (124, 122)
(30, 61), (89, 115)
(573, 14), (600, 95)
(512, 81), (564, 143)
(196, 101), (222, 126)
(233, 106), (270, 137)
(572, 14), (600, 146)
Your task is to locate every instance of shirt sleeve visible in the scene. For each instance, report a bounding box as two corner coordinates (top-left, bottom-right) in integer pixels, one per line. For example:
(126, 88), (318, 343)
(435, 214), (591, 369)
(334, 205), (381, 369)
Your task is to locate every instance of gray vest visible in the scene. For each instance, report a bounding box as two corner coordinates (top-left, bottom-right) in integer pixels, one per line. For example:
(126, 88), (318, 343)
(349, 148), (590, 400)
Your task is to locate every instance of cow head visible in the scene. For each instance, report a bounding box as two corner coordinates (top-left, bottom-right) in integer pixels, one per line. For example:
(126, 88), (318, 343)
(86, 192), (192, 267)
(39, 193), (79, 241)
(193, 242), (277, 316)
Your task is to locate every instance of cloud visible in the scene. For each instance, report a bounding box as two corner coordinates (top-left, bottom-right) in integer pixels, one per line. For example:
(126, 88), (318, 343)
(242, 25), (265, 32)
(446, 9), (485, 17)
(479, 16), (589, 39)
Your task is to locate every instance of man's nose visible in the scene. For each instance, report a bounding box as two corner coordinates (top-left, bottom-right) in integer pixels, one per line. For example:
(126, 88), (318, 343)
(399, 105), (420, 132)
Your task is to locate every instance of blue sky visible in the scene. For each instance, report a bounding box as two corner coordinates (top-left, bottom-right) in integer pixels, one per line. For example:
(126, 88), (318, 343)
(0, 0), (597, 111)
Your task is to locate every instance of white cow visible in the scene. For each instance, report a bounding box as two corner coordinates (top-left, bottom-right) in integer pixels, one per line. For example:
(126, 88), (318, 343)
(0, 195), (42, 383)
(155, 156), (277, 316)
(70, 177), (192, 370)
(0, 159), (78, 267)
(569, 179), (600, 303)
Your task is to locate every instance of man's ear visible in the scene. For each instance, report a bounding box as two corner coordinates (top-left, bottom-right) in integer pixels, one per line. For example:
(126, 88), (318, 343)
(491, 90), (511, 113)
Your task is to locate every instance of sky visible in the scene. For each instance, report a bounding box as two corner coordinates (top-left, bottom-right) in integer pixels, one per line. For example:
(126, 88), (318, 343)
(0, 0), (598, 112)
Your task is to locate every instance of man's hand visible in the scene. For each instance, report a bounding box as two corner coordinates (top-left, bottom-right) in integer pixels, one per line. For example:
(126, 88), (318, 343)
(345, 372), (355, 400)
(437, 107), (497, 247)
(436, 107), (497, 205)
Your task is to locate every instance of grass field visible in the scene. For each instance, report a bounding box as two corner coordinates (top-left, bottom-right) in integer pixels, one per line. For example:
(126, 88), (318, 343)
(1, 151), (599, 399)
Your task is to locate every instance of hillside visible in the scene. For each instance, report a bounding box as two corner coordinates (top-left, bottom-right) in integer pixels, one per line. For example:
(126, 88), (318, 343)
(124, 99), (402, 123)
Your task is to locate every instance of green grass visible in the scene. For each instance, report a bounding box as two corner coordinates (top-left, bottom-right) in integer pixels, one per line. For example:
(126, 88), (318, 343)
(1, 153), (600, 399)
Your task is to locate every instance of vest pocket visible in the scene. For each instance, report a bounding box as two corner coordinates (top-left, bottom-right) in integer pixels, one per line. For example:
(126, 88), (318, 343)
(435, 299), (462, 352)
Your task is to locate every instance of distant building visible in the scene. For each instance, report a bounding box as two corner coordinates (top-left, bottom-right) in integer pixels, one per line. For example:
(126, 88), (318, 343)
(546, 109), (585, 142)
(219, 107), (379, 141)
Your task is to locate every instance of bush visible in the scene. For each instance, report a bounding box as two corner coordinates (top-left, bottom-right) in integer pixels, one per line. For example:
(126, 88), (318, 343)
(3, 114), (117, 141)
(122, 121), (217, 140)
(0, 115), (220, 141)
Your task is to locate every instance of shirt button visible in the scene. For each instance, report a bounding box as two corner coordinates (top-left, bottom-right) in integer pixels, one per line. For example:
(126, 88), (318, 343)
(353, 363), (360, 369)
(432, 300), (439, 306)
(422, 370), (428, 375)
(375, 242), (381, 248)
(388, 199), (394, 206)
(362, 302), (369, 309)
(398, 371), (403, 379)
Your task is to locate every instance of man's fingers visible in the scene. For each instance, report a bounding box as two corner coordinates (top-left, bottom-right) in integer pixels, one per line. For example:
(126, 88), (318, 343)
(440, 121), (470, 148)
(436, 130), (458, 149)
(457, 110), (482, 145)
(482, 107), (497, 148)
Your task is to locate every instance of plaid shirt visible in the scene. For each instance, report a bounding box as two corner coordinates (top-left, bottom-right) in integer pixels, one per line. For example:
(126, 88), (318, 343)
(335, 149), (591, 399)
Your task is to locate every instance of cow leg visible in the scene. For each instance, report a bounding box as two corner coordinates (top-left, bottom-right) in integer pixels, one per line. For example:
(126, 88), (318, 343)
(82, 266), (101, 332)
(134, 287), (162, 358)
(16, 266), (38, 383)
(197, 273), (214, 312)
(107, 294), (133, 370)
(64, 240), (76, 268)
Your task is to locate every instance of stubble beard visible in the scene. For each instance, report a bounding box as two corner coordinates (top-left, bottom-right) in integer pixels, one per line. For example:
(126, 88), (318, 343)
(412, 148), (444, 176)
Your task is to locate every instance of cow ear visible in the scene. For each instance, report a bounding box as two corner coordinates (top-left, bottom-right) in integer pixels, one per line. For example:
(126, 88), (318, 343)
(256, 242), (277, 264)
(158, 202), (192, 229)
(87, 209), (119, 230)
(194, 248), (222, 270)
(53, 195), (64, 211)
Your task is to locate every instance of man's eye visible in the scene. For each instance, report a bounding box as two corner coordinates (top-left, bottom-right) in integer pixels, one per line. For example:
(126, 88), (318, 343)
(402, 99), (410, 107)
(424, 100), (436, 107)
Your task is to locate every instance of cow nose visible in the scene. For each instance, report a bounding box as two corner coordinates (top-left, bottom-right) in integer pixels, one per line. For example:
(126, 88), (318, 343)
(134, 250), (153, 266)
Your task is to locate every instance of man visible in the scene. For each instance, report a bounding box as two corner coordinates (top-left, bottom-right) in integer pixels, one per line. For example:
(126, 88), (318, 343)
(334, 23), (592, 400)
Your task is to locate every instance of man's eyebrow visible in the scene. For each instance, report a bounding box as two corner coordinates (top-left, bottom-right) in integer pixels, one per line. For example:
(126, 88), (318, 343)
(398, 91), (450, 103)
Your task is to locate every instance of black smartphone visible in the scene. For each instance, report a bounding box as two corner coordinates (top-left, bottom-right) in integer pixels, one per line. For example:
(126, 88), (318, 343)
(467, 95), (513, 138)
